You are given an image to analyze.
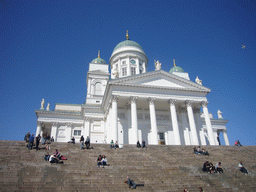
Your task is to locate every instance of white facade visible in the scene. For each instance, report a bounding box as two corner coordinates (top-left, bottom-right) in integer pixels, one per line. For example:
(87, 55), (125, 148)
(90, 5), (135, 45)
(35, 33), (229, 146)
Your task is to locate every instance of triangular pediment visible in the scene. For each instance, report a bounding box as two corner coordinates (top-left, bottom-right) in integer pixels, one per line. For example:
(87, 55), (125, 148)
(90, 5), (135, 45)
(109, 70), (210, 92)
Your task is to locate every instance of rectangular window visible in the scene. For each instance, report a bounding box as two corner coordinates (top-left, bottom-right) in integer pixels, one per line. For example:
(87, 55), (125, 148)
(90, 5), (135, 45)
(122, 61), (126, 65)
(74, 130), (81, 136)
(131, 67), (136, 75)
(122, 67), (127, 76)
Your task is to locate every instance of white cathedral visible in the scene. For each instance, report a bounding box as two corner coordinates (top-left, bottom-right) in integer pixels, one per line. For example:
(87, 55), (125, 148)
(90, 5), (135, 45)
(35, 31), (230, 146)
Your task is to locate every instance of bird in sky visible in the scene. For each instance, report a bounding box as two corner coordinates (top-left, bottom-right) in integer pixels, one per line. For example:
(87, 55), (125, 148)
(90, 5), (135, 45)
(242, 44), (246, 50)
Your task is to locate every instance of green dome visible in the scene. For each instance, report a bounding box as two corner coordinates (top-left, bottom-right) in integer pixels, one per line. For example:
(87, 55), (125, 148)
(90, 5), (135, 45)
(91, 57), (107, 64)
(169, 66), (184, 73)
(113, 40), (143, 51)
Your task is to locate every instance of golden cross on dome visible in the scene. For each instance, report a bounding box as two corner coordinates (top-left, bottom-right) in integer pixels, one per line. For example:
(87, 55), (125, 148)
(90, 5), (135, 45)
(173, 59), (176, 66)
(98, 50), (100, 58)
(126, 30), (129, 40)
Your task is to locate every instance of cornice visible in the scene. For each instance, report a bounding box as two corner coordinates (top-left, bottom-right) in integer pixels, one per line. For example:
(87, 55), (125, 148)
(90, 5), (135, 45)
(109, 83), (210, 93)
(35, 110), (81, 116)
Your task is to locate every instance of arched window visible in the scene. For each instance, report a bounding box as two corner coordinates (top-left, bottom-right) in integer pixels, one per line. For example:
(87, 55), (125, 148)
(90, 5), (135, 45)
(95, 82), (102, 95)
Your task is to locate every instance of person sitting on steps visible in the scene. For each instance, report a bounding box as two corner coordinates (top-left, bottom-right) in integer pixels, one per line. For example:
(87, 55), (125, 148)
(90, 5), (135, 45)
(49, 154), (64, 164)
(238, 161), (248, 174)
(114, 141), (119, 149)
(97, 155), (102, 167)
(142, 140), (146, 148)
(101, 155), (107, 167)
(85, 136), (90, 149)
(234, 140), (242, 146)
(110, 140), (114, 149)
(209, 161), (216, 173)
(215, 162), (223, 173)
(201, 147), (209, 155)
(202, 161), (211, 173)
(194, 146), (199, 154)
(44, 152), (50, 161)
(137, 140), (141, 148)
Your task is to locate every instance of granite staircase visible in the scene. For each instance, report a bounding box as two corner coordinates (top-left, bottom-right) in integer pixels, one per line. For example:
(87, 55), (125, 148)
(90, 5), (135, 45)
(0, 141), (255, 192)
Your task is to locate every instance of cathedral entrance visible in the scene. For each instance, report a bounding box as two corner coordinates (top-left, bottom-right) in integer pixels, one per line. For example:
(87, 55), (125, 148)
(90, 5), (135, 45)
(158, 132), (165, 145)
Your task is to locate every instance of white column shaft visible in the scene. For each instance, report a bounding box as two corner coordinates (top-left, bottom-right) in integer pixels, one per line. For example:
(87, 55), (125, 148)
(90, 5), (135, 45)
(149, 99), (158, 145)
(223, 131), (230, 146)
(131, 99), (138, 144)
(202, 103), (216, 145)
(36, 123), (42, 136)
(186, 103), (199, 145)
(170, 102), (181, 145)
(112, 99), (118, 142)
(51, 124), (57, 141)
(84, 120), (90, 137)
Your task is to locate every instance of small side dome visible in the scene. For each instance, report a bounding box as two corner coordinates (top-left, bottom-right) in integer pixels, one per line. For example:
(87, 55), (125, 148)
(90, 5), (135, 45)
(91, 58), (107, 64)
(169, 66), (184, 73)
(91, 50), (107, 64)
(169, 59), (184, 73)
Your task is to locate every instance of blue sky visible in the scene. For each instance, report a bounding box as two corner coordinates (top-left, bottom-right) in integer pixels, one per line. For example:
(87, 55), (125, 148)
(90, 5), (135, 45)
(1, 0), (256, 145)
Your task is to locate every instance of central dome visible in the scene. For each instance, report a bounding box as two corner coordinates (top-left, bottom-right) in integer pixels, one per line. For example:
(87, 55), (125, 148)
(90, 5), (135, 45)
(113, 39), (143, 52)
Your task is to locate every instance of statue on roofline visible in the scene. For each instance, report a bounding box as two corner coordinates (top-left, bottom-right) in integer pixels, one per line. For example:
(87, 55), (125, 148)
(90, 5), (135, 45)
(40, 98), (45, 110)
(154, 60), (161, 70)
(195, 76), (202, 85)
(217, 109), (223, 119)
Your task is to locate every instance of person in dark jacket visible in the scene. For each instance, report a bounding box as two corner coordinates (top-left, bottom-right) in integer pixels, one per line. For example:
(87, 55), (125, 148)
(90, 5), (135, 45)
(125, 176), (144, 189)
(35, 134), (41, 151)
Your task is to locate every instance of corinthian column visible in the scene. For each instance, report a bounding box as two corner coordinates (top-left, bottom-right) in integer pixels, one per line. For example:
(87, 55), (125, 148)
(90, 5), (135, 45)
(51, 123), (58, 142)
(169, 100), (181, 145)
(36, 122), (43, 136)
(186, 101), (199, 145)
(111, 95), (119, 142)
(148, 97), (158, 145)
(130, 96), (138, 144)
(201, 101), (215, 145)
(222, 130), (230, 146)
(66, 123), (72, 141)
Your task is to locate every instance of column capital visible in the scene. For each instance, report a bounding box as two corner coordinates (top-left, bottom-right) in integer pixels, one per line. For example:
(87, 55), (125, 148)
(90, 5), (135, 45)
(148, 97), (156, 104)
(111, 95), (119, 102)
(168, 99), (177, 105)
(52, 122), (59, 126)
(66, 123), (73, 127)
(84, 117), (91, 122)
(129, 96), (138, 104)
(201, 101), (209, 107)
(37, 121), (43, 126)
(185, 100), (193, 107)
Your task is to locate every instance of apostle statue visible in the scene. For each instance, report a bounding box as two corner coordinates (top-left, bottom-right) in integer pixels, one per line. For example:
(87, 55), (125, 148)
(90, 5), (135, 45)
(112, 68), (119, 78)
(217, 109), (223, 119)
(46, 103), (50, 111)
(154, 60), (161, 70)
(195, 76), (202, 85)
(40, 98), (45, 110)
